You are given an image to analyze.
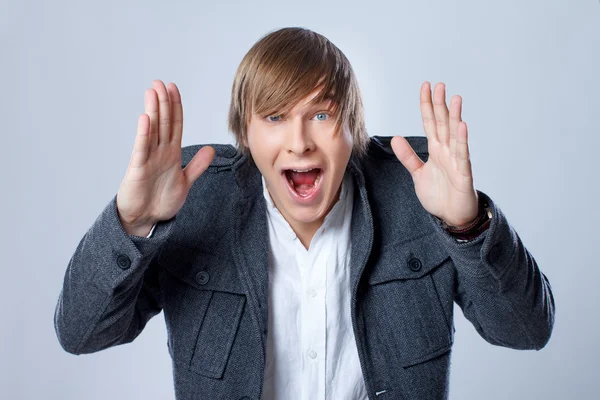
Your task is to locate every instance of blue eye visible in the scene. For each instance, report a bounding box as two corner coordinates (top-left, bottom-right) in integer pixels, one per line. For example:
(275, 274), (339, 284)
(267, 115), (282, 122)
(314, 113), (329, 121)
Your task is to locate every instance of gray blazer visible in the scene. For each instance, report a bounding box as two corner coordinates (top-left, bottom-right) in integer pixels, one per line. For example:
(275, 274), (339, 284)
(54, 136), (555, 400)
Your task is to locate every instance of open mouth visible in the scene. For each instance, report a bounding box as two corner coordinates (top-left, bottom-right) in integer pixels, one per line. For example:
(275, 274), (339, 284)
(282, 168), (323, 201)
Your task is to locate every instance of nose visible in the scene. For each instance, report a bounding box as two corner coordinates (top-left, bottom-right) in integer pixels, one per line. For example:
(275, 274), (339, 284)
(285, 118), (315, 155)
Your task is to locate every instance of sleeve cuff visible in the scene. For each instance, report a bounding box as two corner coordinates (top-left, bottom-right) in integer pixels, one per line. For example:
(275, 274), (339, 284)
(426, 189), (518, 284)
(85, 193), (177, 292)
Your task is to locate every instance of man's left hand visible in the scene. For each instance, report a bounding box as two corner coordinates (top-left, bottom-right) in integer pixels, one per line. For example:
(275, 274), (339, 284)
(391, 81), (479, 229)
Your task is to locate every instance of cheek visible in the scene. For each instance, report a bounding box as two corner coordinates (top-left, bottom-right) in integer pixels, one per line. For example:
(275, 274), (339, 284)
(332, 132), (354, 162)
(326, 136), (353, 185)
(341, 127), (354, 149)
(247, 132), (280, 172)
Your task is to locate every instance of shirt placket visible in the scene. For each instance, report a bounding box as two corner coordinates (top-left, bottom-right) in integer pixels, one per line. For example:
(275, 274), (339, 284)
(298, 238), (327, 400)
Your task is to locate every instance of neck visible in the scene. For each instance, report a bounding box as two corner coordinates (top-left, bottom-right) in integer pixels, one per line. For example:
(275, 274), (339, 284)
(292, 220), (323, 250)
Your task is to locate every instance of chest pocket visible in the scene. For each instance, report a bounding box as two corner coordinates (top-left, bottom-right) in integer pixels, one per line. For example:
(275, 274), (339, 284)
(157, 241), (246, 379)
(366, 232), (454, 368)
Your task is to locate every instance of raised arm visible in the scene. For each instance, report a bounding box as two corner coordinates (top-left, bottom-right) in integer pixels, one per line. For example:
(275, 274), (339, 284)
(54, 80), (214, 354)
(391, 81), (554, 350)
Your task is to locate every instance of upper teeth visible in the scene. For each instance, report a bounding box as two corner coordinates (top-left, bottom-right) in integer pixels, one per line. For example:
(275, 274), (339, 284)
(291, 168), (315, 172)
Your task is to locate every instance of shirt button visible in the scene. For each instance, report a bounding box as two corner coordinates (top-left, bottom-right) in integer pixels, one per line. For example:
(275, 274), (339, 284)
(308, 288), (317, 298)
(308, 350), (317, 359)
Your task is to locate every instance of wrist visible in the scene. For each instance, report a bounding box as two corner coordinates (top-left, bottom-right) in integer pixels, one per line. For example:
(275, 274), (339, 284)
(120, 218), (158, 237)
(438, 195), (492, 240)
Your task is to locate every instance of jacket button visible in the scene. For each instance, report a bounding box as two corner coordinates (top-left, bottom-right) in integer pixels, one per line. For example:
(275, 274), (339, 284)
(408, 257), (422, 271)
(195, 271), (210, 285)
(116, 254), (131, 270)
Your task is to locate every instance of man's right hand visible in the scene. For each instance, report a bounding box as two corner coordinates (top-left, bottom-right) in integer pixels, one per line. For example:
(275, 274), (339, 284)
(116, 80), (215, 237)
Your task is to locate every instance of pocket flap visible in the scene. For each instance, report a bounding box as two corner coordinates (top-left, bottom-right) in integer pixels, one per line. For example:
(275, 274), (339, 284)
(368, 232), (450, 285)
(158, 241), (245, 295)
(401, 341), (453, 368)
(190, 291), (246, 379)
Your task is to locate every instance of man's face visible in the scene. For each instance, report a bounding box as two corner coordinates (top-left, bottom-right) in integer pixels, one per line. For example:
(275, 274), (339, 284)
(245, 89), (353, 230)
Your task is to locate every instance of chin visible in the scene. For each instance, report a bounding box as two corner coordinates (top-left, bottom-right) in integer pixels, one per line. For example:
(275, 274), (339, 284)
(285, 207), (326, 225)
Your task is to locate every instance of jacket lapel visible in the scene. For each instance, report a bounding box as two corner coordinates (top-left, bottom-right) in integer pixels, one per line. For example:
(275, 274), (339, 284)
(347, 154), (375, 306)
(232, 159), (270, 353)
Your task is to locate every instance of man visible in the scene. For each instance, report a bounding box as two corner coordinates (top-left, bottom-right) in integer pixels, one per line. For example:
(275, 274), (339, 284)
(54, 27), (555, 400)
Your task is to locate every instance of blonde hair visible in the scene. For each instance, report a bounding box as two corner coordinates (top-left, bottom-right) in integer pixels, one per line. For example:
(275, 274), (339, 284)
(228, 27), (369, 158)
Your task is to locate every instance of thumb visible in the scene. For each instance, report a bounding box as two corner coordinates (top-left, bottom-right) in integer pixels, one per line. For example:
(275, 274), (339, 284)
(390, 136), (424, 176)
(183, 145), (216, 186)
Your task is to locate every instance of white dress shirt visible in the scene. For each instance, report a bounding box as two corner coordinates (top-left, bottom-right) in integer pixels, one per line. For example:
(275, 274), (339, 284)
(261, 172), (368, 400)
(145, 172), (368, 399)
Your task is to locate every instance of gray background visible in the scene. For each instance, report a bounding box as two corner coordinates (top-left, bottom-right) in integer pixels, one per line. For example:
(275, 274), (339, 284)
(1, 0), (598, 398)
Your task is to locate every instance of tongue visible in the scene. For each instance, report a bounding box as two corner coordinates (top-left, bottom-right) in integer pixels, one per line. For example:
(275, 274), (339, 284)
(289, 170), (319, 185)
(288, 169), (319, 196)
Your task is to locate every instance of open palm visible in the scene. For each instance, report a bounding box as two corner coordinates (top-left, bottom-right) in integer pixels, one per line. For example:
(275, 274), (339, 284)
(391, 81), (479, 229)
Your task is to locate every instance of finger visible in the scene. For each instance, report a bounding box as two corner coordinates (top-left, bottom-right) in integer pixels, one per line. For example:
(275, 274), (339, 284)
(390, 135), (424, 176)
(432, 82), (450, 146)
(456, 121), (472, 177)
(152, 80), (171, 145)
(449, 95), (462, 159)
(167, 82), (183, 145)
(420, 81), (439, 144)
(144, 88), (159, 151)
(131, 113), (150, 167)
(183, 145), (216, 187)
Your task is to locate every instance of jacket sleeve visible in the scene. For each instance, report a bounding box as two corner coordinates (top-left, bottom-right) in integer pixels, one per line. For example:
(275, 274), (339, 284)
(54, 193), (176, 355)
(426, 189), (555, 350)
